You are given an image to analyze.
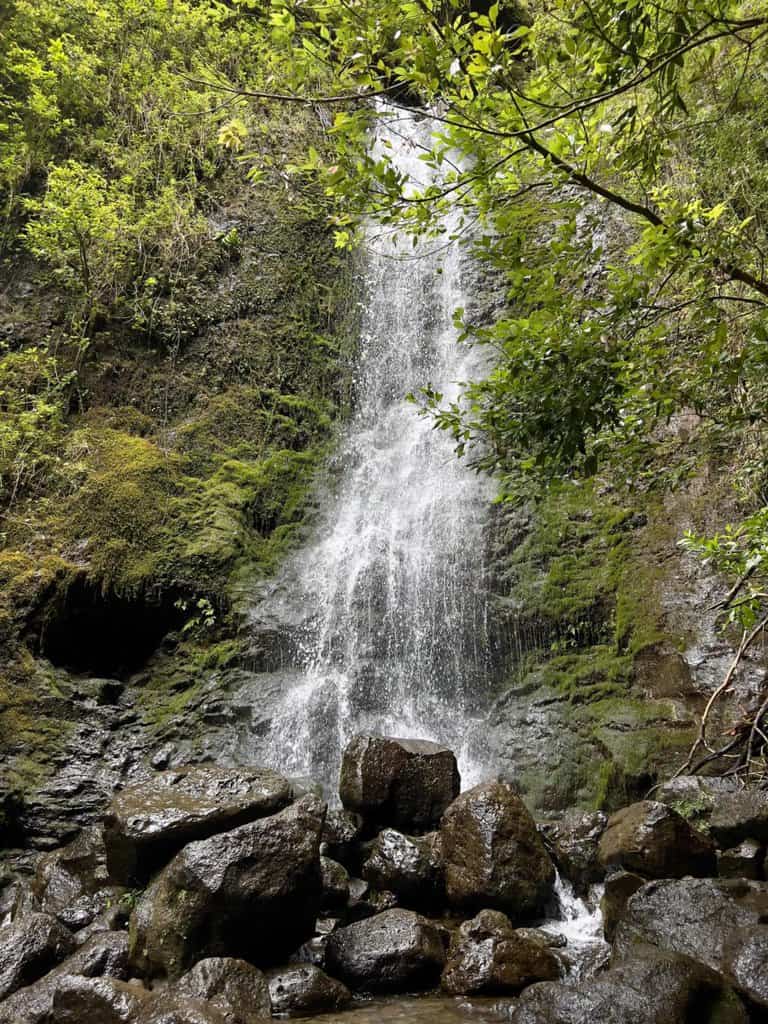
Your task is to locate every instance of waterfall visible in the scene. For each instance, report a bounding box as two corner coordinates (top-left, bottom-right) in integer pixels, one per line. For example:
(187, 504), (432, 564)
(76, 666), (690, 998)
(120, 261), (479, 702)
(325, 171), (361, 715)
(246, 106), (494, 795)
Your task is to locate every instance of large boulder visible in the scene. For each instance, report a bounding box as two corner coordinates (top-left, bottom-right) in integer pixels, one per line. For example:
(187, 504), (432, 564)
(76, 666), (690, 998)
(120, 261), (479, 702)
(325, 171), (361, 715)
(129, 795), (325, 979)
(441, 909), (560, 995)
(598, 801), (716, 878)
(708, 790), (768, 847)
(175, 958), (270, 1023)
(615, 877), (768, 1008)
(339, 736), (459, 833)
(51, 975), (229, 1024)
(440, 781), (555, 919)
(545, 811), (607, 896)
(361, 829), (444, 908)
(0, 932), (129, 1024)
(509, 944), (748, 1024)
(0, 912), (75, 1001)
(325, 908), (446, 992)
(104, 766), (292, 884)
(267, 964), (351, 1016)
(51, 976), (152, 1024)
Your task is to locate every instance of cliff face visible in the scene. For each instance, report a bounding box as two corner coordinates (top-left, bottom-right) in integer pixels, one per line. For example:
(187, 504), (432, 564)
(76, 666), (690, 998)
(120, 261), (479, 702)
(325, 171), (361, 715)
(0, 119), (358, 849)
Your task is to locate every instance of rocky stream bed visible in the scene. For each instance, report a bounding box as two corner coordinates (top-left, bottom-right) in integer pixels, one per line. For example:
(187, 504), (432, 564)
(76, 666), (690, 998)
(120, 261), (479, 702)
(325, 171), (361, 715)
(1, 736), (767, 1023)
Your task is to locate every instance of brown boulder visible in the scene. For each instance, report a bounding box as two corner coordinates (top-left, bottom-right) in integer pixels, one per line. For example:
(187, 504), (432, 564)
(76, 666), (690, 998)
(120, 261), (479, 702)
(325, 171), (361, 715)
(339, 736), (459, 833)
(441, 781), (555, 919)
(598, 801), (716, 879)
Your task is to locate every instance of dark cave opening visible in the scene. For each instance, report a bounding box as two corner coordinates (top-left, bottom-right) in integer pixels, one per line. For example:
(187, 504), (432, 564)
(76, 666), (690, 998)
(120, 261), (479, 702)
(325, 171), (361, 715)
(36, 578), (188, 679)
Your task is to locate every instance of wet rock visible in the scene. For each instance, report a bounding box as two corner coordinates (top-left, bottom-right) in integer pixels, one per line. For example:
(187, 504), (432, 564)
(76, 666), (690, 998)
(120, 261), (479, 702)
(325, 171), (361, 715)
(345, 878), (399, 922)
(130, 795), (325, 978)
(0, 911), (75, 1000)
(320, 857), (349, 913)
(339, 736), (460, 833)
(718, 839), (764, 880)
(267, 964), (351, 1016)
(614, 877), (768, 1008)
(32, 826), (110, 915)
(546, 811), (607, 896)
(176, 957), (270, 1022)
(440, 781), (555, 919)
(708, 790), (768, 847)
(601, 871), (645, 942)
(325, 908), (446, 992)
(51, 975), (151, 1023)
(321, 809), (364, 868)
(289, 918), (338, 969)
(597, 801), (716, 878)
(104, 765), (292, 884)
(509, 944), (748, 1024)
(441, 909), (560, 995)
(0, 931), (129, 1024)
(361, 828), (443, 907)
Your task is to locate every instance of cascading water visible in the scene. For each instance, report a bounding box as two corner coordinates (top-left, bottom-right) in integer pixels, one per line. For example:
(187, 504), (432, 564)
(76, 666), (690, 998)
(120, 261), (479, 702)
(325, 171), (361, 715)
(247, 106), (495, 794)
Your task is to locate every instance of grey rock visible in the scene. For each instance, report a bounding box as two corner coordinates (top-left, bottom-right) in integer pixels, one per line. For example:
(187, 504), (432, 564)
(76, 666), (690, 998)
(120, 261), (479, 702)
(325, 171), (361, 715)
(361, 828), (443, 907)
(441, 781), (555, 920)
(709, 790), (768, 847)
(321, 809), (364, 868)
(320, 857), (349, 913)
(345, 878), (399, 922)
(104, 765), (292, 884)
(598, 801), (716, 878)
(51, 975), (152, 1024)
(601, 870), (645, 942)
(339, 736), (459, 833)
(32, 826), (111, 917)
(718, 839), (764, 880)
(129, 795), (325, 978)
(325, 908), (446, 992)
(175, 957), (270, 1022)
(509, 944), (748, 1024)
(0, 911), (75, 1001)
(441, 909), (560, 995)
(546, 810), (607, 896)
(0, 931), (129, 1024)
(615, 876), (768, 1007)
(267, 964), (351, 1016)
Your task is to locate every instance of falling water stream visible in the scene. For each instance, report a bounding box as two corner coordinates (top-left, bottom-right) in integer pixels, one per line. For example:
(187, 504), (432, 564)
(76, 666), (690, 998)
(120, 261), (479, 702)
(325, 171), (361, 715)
(249, 106), (495, 791)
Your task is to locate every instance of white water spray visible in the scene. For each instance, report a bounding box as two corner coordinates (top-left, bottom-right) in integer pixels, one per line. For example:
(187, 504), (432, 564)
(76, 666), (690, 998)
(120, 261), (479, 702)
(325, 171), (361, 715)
(247, 106), (494, 793)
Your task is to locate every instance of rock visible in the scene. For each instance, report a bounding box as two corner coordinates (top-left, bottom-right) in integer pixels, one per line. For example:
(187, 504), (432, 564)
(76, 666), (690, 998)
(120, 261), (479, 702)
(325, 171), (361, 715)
(718, 839), (764, 879)
(267, 964), (351, 1016)
(0, 911), (75, 1001)
(289, 919), (338, 969)
(175, 958), (270, 1023)
(321, 809), (364, 868)
(597, 801), (716, 878)
(440, 781), (555, 919)
(546, 811), (607, 896)
(601, 871), (645, 942)
(614, 877), (768, 1008)
(320, 857), (349, 913)
(32, 826), (111, 919)
(129, 795), (325, 978)
(339, 736), (459, 833)
(708, 790), (768, 847)
(509, 944), (748, 1024)
(325, 908), (446, 992)
(0, 931), (129, 1024)
(654, 776), (768, 846)
(361, 829), (443, 907)
(104, 765), (292, 884)
(345, 878), (399, 921)
(51, 976), (152, 1024)
(441, 909), (560, 995)
(51, 975), (230, 1024)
